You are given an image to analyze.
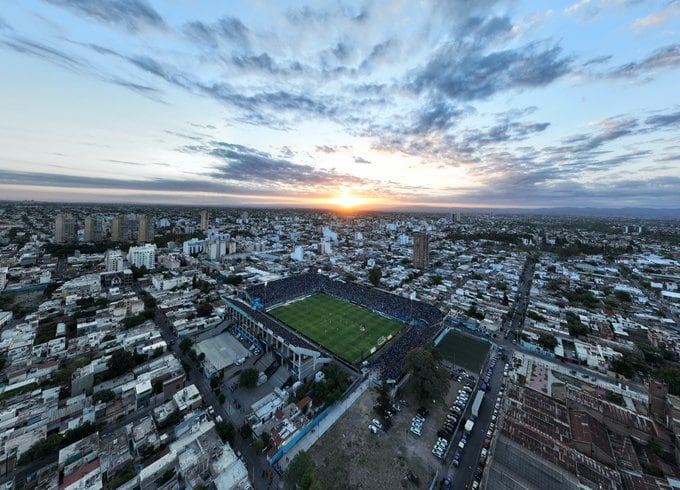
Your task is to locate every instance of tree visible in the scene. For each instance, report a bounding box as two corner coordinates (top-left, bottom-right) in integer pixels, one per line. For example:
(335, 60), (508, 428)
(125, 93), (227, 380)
(215, 420), (235, 443)
(610, 357), (635, 379)
(655, 366), (680, 395)
(223, 275), (243, 286)
(179, 338), (193, 354)
(130, 265), (148, 279)
(343, 272), (356, 282)
(537, 334), (558, 351)
(405, 347), (449, 404)
(107, 349), (136, 374)
(153, 379), (164, 395)
(239, 368), (259, 388)
(240, 423), (253, 439)
(284, 451), (316, 490)
(196, 303), (213, 317)
(368, 266), (382, 287)
(93, 389), (116, 404)
(615, 290), (632, 303)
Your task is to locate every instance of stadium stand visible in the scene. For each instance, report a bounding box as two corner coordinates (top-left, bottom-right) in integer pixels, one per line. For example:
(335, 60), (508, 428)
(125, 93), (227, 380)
(247, 273), (444, 380)
(247, 273), (443, 326)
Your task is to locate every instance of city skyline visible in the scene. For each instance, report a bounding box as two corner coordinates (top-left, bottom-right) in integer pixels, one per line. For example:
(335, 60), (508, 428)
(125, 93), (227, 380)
(1, 0), (680, 210)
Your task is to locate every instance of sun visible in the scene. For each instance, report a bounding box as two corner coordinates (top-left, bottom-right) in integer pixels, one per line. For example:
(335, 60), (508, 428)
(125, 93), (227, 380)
(331, 192), (365, 209)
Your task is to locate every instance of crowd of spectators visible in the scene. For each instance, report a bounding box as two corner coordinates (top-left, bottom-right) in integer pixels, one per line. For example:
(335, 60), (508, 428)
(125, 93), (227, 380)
(372, 325), (440, 381)
(246, 273), (444, 326)
(229, 298), (318, 352)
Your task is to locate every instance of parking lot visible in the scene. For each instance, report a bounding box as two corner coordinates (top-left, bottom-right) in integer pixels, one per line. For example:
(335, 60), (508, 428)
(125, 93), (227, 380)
(310, 371), (473, 489)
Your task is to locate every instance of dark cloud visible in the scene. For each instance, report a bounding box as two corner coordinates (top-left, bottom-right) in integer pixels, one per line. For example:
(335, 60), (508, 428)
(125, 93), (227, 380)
(359, 40), (395, 70)
(182, 17), (250, 48)
(0, 169), (252, 195)
(44, 0), (166, 32)
(413, 41), (571, 102)
(354, 156), (371, 164)
(279, 146), (296, 159)
(608, 43), (680, 79)
(192, 141), (364, 189)
(413, 101), (466, 132)
(463, 121), (550, 147)
(645, 110), (680, 129)
(583, 54), (612, 66)
(183, 21), (219, 48)
(1, 36), (85, 71)
(333, 42), (351, 60)
(217, 17), (249, 46)
(109, 78), (162, 97)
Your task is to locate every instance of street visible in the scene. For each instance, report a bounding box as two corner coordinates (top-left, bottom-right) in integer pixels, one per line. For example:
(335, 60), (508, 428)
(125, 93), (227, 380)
(154, 310), (281, 489)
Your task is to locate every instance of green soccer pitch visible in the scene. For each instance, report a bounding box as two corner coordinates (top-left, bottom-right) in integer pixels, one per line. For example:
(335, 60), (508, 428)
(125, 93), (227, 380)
(269, 293), (405, 364)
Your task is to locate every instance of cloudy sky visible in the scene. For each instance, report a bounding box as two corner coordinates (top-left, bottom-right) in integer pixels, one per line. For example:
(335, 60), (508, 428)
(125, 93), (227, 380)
(1, 0), (679, 209)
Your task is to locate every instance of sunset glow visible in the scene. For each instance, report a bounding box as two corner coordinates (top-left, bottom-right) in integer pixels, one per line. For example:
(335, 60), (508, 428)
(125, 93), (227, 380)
(330, 192), (366, 209)
(0, 1), (678, 209)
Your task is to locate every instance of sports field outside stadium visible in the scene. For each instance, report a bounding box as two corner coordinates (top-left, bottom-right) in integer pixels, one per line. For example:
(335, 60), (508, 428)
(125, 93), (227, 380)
(269, 293), (405, 364)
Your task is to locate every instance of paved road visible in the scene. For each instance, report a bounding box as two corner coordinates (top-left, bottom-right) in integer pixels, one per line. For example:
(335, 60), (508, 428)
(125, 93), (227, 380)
(444, 346), (506, 490)
(155, 310), (280, 489)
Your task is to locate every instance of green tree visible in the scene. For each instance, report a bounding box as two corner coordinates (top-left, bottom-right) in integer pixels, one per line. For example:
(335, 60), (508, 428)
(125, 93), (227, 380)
(107, 349), (136, 374)
(368, 266), (382, 287)
(223, 275), (243, 285)
(610, 357), (635, 379)
(93, 389), (116, 404)
(405, 347), (449, 404)
(215, 420), (235, 443)
(537, 334), (558, 351)
(284, 451), (316, 490)
(179, 338), (193, 354)
(655, 366), (680, 395)
(239, 368), (259, 388)
(615, 290), (632, 303)
(240, 423), (253, 439)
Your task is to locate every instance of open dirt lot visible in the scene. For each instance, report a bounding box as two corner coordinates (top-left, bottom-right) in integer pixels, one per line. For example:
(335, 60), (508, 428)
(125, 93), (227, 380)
(309, 374), (468, 489)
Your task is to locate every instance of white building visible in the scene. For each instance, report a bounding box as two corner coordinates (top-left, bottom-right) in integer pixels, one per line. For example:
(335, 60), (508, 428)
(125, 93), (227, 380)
(183, 238), (205, 255)
(0, 266), (7, 290)
(105, 250), (125, 272)
(127, 244), (156, 270)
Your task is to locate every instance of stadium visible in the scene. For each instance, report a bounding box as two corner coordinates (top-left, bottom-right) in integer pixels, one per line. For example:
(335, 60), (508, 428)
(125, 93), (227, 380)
(222, 273), (445, 381)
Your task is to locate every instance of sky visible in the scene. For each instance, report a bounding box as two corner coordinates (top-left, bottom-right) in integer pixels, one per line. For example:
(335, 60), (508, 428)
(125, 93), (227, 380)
(1, 0), (679, 210)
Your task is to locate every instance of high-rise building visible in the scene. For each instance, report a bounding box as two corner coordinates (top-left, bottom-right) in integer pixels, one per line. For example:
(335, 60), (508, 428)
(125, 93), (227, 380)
(55, 213), (77, 243)
(413, 232), (429, 269)
(111, 216), (124, 242)
(138, 214), (154, 243)
(105, 249), (125, 272)
(83, 217), (103, 242)
(0, 266), (7, 291)
(127, 244), (156, 270)
(200, 210), (210, 230)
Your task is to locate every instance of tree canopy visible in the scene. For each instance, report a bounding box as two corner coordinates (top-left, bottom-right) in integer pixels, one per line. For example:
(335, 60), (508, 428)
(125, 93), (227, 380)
(405, 347), (449, 404)
(284, 451), (319, 490)
(368, 266), (382, 287)
(239, 368), (259, 388)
